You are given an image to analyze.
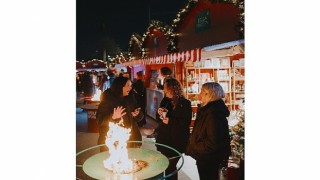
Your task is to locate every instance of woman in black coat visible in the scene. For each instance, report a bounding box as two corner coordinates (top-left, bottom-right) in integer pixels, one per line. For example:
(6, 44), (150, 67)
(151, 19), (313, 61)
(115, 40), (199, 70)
(186, 82), (231, 180)
(96, 76), (144, 152)
(156, 78), (192, 180)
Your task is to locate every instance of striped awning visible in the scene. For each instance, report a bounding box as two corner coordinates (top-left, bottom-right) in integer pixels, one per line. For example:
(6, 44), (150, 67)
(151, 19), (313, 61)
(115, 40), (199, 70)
(123, 48), (202, 66)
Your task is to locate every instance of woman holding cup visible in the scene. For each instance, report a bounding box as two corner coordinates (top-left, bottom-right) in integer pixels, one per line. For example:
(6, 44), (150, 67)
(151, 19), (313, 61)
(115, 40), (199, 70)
(156, 78), (192, 180)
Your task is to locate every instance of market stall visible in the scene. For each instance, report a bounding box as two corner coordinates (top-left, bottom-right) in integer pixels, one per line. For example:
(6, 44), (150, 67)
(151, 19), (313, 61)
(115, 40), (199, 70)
(82, 59), (108, 72)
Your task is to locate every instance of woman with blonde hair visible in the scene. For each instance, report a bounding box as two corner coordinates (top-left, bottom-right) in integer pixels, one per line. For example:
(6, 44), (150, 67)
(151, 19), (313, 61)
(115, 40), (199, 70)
(186, 82), (231, 180)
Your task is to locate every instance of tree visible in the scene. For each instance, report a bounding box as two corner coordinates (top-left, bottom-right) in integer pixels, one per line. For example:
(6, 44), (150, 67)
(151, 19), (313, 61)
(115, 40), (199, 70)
(96, 37), (121, 61)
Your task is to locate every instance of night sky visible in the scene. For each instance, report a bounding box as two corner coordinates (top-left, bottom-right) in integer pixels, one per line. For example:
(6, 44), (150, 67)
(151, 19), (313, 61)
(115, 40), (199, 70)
(77, 0), (186, 61)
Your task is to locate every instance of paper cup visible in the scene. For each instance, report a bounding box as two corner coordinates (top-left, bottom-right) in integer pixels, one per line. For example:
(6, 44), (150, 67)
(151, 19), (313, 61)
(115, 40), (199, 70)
(162, 108), (168, 119)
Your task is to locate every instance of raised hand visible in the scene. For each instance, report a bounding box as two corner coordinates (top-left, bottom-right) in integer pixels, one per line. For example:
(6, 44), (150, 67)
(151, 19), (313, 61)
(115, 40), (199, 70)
(112, 106), (126, 120)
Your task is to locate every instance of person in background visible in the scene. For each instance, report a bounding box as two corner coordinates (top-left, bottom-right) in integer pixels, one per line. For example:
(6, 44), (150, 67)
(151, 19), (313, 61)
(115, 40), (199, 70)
(99, 70), (116, 101)
(107, 69), (115, 87)
(99, 72), (109, 92)
(156, 78), (192, 180)
(81, 71), (94, 97)
(131, 71), (146, 127)
(118, 68), (125, 77)
(186, 82), (231, 180)
(76, 72), (82, 97)
(157, 66), (173, 90)
(96, 76), (144, 152)
(91, 70), (98, 93)
(122, 72), (130, 78)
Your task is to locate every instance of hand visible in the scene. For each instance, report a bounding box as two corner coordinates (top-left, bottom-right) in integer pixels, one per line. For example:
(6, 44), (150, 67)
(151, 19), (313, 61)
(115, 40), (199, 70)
(131, 107), (141, 117)
(157, 107), (164, 116)
(162, 117), (169, 124)
(112, 106), (126, 120)
(158, 107), (168, 120)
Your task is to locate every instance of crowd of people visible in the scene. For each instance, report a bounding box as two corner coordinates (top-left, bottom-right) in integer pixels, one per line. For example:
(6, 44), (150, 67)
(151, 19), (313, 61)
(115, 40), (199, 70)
(76, 68), (130, 98)
(78, 66), (231, 180)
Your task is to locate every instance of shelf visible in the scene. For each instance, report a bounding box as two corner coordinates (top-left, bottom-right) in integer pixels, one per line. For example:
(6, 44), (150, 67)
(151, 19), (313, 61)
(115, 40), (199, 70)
(215, 67), (231, 69)
(233, 78), (245, 81)
(186, 80), (198, 83)
(187, 67), (231, 69)
(184, 59), (244, 111)
(233, 91), (245, 93)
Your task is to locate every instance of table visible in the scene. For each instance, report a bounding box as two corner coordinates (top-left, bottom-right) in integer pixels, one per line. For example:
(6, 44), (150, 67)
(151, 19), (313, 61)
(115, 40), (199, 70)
(84, 96), (100, 104)
(80, 103), (100, 133)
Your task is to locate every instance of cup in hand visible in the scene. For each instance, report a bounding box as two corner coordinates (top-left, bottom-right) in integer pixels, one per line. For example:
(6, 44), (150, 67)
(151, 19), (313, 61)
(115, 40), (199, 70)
(161, 108), (168, 119)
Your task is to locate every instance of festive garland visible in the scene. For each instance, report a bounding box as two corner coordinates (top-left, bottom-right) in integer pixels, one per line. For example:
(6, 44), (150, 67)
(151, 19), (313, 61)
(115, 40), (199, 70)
(123, 0), (244, 64)
(127, 33), (142, 61)
(140, 20), (176, 57)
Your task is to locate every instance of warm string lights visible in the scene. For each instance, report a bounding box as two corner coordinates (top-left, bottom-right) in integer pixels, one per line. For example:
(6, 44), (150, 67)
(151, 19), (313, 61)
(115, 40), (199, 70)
(76, 59), (108, 69)
(77, 0), (244, 64)
(128, 33), (142, 62)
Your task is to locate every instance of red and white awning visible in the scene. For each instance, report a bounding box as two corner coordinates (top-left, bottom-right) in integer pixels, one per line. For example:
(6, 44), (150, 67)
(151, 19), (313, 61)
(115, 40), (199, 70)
(123, 48), (202, 66)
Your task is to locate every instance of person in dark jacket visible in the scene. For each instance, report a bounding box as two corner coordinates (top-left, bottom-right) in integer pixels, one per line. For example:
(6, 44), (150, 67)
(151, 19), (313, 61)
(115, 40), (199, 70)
(186, 82), (231, 180)
(81, 71), (94, 97)
(156, 78), (192, 180)
(131, 71), (146, 127)
(157, 66), (173, 90)
(96, 76), (144, 152)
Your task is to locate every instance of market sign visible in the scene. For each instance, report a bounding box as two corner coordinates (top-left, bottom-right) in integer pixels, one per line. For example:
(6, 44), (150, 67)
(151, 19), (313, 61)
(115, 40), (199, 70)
(122, 48), (202, 66)
(195, 9), (211, 32)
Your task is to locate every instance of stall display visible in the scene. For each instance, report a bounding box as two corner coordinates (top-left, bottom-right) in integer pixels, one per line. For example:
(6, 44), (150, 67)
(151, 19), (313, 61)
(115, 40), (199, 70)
(227, 101), (245, 180)
(231, 58), (245, 110)
(184, 58), (232, 111)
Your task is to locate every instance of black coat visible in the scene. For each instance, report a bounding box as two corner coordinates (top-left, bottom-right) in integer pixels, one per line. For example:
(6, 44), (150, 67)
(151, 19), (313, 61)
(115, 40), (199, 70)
(132, 79), (146, 111)
(96, 89), (143, 145)
(186, 99), (231, 162)
(156, 97), (192, 157)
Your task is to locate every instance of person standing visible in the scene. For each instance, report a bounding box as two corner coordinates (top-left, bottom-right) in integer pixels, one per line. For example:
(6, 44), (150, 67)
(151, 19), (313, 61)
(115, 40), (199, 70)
(157, 66), (173, 90)
(186, 82), (231, 180)
(156, 78), (192, 180)
(81, 71), (94, 97)
(76, 72), (82, 97)
(99, 72), (109, 92)
(96, 76), (144, 152)
(131, 71), (146, 127)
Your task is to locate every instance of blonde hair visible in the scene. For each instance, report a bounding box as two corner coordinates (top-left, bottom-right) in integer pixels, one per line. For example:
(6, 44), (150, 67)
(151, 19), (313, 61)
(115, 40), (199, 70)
(202, 82), (225, 102)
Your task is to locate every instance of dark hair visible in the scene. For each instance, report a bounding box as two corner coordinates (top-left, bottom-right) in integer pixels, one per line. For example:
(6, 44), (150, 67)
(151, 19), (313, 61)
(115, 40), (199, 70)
(107, 69), (115, 77)
(110, 76), (130, 97)
(165, 78), (184, 108)
(136, 71), (143, 78)
(160, 67), (172, 76)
